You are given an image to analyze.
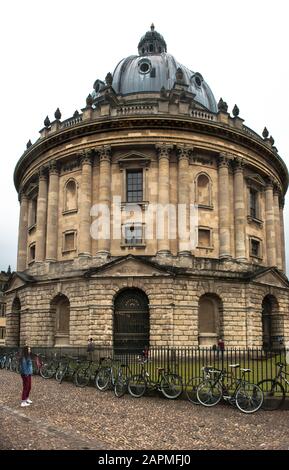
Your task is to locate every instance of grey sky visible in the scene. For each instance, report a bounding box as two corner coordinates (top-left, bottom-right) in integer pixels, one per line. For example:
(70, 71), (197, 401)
(0, 0), (288, 273)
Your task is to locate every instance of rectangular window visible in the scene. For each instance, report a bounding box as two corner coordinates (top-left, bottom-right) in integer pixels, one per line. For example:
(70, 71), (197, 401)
(63, 232), (76, 252)
(0, 304), (6, 317)
(198, 228), (211, 247)
(29, 244), (36, 262)
(123, 223), (144, 245)
(126, 170), (143, 202)
(250, 238), (261, 258)
(249, 189), (258, 219)
(0, 327), (5, 340)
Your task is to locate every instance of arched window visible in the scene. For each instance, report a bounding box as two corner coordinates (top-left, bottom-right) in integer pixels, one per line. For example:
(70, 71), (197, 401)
(198, 294), (223, 347)
(51, 294), (70, 346)
(195, 173), (211, 207)
(64, 179), (77, 212)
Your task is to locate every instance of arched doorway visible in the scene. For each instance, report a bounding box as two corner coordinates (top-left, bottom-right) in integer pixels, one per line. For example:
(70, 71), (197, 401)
(114, 288), (149, 352)
(262, 295), (282, 350)
(198, 294), (223, 347)
(51, 294), (70, 346)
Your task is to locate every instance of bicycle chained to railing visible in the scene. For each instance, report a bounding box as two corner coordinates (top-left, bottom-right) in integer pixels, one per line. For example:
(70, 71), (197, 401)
(127, 357), (183, 399)
(196, 364), (264, 413)
(257, 362), (289, 410)
(95, 357), (132, 398)
(55, 355), (83, 384)
(75, 356), (111, 388)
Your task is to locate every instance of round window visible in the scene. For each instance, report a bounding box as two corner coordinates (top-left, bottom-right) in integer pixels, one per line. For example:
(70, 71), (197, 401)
(138, 60), (151, 74)
(195, 76), (202, 87)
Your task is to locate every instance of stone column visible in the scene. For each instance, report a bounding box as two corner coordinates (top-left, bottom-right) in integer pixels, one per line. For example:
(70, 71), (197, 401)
(35, 167), (48, 262)
(79, 150), (93, 257)
(265, 179), (276, 266)
(273, 186), (282, 269)
(46, 161), (59, 262)
(156, 144), (172, 255)
(218, 153), (232, 258)
(233, 159), (246, 260)
(177, 146), (192, 255)
(97, 146), (111, 254)
(17, 192), (29, 271)
(279, 197), (286, 272)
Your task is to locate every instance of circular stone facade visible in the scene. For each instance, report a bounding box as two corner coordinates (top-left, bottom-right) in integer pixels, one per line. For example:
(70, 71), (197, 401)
(5, 27), (289, 350)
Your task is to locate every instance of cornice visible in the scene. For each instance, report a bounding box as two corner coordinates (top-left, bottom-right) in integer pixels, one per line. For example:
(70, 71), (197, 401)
(14, 115), (289, 193)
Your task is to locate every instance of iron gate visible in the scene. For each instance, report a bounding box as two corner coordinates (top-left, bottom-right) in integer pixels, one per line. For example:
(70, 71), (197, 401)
(113, 288), (149, 353)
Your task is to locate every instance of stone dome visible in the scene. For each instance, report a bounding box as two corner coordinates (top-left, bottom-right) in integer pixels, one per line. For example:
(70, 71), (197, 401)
(92, 25), (218, 113)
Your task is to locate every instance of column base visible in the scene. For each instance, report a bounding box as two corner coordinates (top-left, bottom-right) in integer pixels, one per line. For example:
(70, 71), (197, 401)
(78, 253), (92, 258)
(156, 250), (172, 256)
(219, 254), (232, 260)
(178, 250), (191, 257)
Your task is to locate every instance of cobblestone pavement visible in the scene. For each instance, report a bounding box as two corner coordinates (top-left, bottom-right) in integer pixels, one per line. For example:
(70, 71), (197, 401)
(0, 369), (289, 450)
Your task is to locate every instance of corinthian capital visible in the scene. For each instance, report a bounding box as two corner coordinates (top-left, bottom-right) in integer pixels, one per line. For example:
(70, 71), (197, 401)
(80, 148), (93, 166)
(49, 160), (59, 175)
(218, 152), (231, 168)
(176, 145), (192, 161)
(156, 143), (173, 160)
(96, 145), (111, 162)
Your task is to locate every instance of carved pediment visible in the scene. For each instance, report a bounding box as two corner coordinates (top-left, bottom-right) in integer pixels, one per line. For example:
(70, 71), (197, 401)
(117, 151), (151, 168)
(245, 174), (266, 189)
(5, 272), (36, 293)
(252, 269), (289, 288)
(84, 255), (172, 278)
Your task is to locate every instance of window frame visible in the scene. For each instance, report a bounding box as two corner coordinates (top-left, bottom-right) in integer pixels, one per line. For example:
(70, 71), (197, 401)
(121, 222), (146, 247)
(62, 230), (77, 254)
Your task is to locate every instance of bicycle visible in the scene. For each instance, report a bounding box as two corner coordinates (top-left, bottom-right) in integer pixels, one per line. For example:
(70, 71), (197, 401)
(95, 358), (125, 393)
(55, 356), (82, 384)
(197, 364), (263, 413)
(74, 357), (108, 388)
(128, 360), (183, 399)
(257, 362), (289, 410)
(39, 355), (61, 379)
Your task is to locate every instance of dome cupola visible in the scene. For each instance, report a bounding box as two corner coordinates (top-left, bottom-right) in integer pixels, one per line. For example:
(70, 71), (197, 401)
(138, 23), (167, 55)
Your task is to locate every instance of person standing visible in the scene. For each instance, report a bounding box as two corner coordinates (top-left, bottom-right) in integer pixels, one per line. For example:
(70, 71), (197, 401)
(20, 346), (33, 407)
(87, 338), (95, 360)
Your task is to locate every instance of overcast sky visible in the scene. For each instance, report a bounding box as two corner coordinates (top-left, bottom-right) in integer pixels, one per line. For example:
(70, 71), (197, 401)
(0, 0), (288, 273)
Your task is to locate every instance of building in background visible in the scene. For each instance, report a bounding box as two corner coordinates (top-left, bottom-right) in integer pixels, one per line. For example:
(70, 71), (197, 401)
(0, 267), (10, 345)
(4, 26), (289, 350)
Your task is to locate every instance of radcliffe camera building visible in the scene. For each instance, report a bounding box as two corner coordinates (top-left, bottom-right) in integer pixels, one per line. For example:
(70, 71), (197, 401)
(5, 26), (289, 350)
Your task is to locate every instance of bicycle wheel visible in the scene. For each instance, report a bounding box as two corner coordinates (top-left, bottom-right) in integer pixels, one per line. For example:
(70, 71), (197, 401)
(197, 381), (222, 406)
(257, 379), (285, 411)
(40, 362), (57, 379)
(128, 375), (146, 398)
(95, 368), (111, 391)
(160, 373), (183, 399)
(185, 377), (204, 405)
(114, 377), (127, 398)
(235, 383), (263, 413)
(55, 367), (67, 384)
(75, 368), (90, 387)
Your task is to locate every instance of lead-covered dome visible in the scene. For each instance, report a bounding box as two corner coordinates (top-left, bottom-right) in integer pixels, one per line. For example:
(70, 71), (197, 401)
(92, 25), (218, 113)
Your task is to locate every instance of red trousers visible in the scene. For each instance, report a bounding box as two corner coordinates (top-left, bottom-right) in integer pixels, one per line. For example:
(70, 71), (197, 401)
(21, 375), (31, 401)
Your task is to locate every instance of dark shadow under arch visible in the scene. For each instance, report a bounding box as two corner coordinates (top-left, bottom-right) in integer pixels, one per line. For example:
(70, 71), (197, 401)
(113, 288), (149, 353)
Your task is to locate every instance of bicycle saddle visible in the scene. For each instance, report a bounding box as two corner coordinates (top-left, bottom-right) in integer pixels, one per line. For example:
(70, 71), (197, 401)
(240, 368), (251, 372)
(229, 364), (240, 368)
(157, 367), (165, 372)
